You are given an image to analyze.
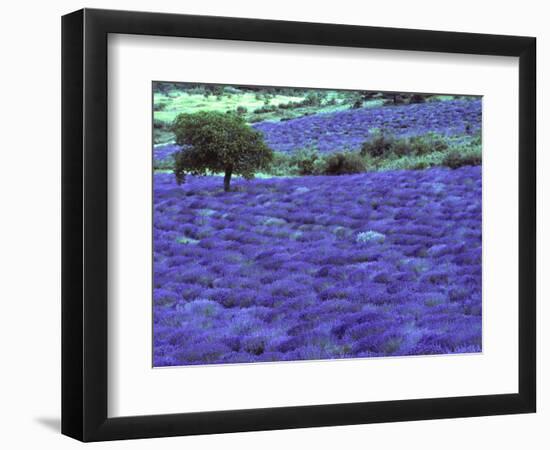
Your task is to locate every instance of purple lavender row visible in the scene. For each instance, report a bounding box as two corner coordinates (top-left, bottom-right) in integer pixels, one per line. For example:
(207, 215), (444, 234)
(153, 166), (481, 366)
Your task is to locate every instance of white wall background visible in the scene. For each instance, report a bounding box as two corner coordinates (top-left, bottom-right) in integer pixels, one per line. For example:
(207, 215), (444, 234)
(0, 0), (545, 448)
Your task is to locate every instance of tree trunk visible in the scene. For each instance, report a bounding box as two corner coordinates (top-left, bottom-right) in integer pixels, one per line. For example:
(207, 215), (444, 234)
(223, 167), (232, 192)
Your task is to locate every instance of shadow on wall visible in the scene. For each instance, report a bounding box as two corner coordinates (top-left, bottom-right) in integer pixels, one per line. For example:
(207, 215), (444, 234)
(35, 417), (60, 433)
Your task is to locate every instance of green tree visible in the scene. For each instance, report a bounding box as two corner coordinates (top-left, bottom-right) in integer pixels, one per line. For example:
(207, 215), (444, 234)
(172, 111), (273, 192)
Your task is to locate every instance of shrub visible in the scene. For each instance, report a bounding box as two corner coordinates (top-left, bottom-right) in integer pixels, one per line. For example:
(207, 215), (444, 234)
(253, 105), (277, 114)
(267, 151), (319, 176)
(409, 94), (427, 104)
(360, 132), (395, 158)
(204, 85), (224, 97)
(267, 150), (369, 176)
(153, 118), (166, 130)
(361, 132), (448, 159)
(236, 106), (248, 115)
(323, 152), (366, 175)
(267, 152), (293, 175)
(312, 158), (328, 175)
(291, 148), (321, 175)
(301, 92), (322, 107)
(382, 94), (406, 106)
(409, 133), (449, 155)
(391, 139), (413, 157)
(442, 146), (482, 169)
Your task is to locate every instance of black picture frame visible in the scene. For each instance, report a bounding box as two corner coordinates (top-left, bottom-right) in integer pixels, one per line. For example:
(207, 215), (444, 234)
(62, 8), (536, 442)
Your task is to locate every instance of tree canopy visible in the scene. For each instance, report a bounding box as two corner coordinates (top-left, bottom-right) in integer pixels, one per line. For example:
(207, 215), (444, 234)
(172, 111), (273, 191)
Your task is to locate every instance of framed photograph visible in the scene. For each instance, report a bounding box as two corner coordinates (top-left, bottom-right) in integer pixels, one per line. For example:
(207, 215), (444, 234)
(62, 8), (536, 442)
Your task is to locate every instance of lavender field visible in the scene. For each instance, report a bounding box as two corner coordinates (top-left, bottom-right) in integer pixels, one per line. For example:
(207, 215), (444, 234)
(152, 83), (482, 367)
(253, 99), (481, 154)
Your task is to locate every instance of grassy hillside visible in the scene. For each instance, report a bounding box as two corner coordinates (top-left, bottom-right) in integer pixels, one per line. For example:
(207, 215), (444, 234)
(152, 83), (454, 145)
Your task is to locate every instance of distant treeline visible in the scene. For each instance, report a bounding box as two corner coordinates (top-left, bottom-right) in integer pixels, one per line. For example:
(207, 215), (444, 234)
(153, 81), (470, 106)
